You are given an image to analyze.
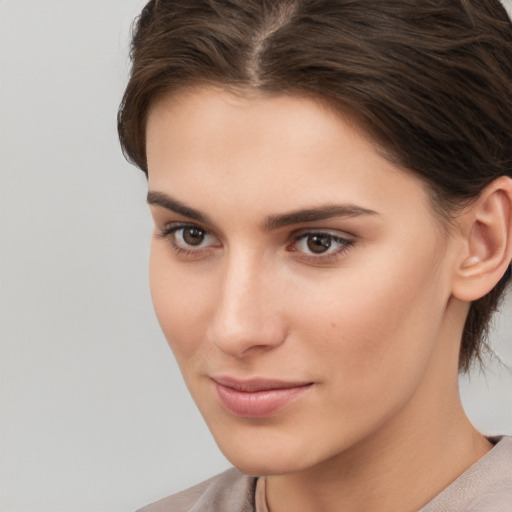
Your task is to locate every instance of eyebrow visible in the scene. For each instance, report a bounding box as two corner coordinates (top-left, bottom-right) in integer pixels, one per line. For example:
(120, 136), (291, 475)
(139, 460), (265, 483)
(264, 204), (378, 230)
(147, 191), (211, 224)
(147, 191), (378, 230)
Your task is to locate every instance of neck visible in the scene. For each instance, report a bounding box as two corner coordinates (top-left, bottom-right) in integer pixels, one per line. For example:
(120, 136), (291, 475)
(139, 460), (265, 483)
(266, 402), (490, 512)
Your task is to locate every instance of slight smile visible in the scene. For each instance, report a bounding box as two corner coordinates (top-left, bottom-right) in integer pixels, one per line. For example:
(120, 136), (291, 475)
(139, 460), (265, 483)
(212, 376), (314, 419)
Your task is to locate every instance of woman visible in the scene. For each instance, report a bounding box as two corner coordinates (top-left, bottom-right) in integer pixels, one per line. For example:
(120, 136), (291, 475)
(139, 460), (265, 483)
(118, 1), (512, 510)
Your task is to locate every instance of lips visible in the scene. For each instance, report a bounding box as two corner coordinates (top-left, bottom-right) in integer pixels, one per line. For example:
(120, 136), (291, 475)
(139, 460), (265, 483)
(212, 376), (313, 418)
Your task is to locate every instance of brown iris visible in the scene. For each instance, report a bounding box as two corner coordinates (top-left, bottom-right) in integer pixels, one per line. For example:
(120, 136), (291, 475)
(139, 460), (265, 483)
(306, 234), (332, 254)
(182, 227), (206, 246)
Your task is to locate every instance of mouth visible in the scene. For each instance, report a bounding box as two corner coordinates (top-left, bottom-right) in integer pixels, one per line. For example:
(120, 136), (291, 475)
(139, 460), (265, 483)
(211, 376), (313, 418)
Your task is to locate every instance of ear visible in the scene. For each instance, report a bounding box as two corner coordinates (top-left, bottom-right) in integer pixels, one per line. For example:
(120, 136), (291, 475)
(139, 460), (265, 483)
(452, 176), (512, 302)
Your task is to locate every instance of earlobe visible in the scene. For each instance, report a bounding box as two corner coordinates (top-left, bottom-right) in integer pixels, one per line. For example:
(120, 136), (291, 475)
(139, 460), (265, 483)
(452, 176), (512, 302)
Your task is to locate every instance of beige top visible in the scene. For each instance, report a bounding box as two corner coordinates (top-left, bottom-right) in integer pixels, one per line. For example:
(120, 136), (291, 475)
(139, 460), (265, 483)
(138, 437), (512, 511)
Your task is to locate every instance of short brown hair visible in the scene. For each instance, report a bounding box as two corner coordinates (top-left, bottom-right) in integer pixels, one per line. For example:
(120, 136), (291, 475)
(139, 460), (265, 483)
(118, 0), (512, 372)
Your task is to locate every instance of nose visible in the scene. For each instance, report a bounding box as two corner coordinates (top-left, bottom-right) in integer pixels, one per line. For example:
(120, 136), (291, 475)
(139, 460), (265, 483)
(206, 252), (287, 358)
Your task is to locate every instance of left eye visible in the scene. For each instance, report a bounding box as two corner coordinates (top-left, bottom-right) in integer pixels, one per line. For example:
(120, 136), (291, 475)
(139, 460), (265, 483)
(293, 232), (353, 256)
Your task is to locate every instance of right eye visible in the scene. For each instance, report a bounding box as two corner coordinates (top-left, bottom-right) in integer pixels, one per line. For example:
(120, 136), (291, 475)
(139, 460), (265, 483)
(175, 226), (208, 247)
(158, 224), (221, 255)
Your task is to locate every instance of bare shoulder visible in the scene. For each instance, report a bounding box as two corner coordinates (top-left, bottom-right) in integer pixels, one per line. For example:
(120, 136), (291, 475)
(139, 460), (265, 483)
(137, 468), (257, 512)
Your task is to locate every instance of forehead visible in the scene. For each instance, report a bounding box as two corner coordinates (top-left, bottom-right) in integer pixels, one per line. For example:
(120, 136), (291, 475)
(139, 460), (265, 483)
(145, 86), (435, 225)
(147, 86), (369, 150)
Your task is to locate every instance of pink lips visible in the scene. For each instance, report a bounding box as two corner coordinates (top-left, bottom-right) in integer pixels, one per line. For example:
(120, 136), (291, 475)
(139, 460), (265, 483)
(212, 376), (313, 418)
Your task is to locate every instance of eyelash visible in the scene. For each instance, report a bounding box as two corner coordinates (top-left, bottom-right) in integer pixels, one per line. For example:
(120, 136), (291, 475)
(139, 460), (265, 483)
(157, 223), (355, 262)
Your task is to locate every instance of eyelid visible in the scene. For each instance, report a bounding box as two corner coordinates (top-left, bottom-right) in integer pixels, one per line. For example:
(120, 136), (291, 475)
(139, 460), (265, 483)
(159, 221), (213, 237)
(292, 226), (355, 239)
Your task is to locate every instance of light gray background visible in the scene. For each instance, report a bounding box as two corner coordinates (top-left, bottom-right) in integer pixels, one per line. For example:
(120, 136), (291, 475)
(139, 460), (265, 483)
(0, 1), (511, 511)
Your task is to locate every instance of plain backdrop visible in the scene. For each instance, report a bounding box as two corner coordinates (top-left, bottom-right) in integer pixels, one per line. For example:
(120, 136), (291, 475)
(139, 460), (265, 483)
(0, 1), (511, 511)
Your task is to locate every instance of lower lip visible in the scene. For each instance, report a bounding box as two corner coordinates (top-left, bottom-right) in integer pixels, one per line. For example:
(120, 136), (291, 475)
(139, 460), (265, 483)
(213, 382), (312, 419)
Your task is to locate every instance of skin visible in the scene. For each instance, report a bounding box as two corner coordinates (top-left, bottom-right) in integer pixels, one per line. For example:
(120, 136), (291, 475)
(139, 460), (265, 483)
(145, 87), (494, 512)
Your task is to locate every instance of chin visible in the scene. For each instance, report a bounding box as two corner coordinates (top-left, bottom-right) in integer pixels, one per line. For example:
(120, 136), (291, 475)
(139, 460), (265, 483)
(227, 453), (307, 477)
(211, 429), (325, 477)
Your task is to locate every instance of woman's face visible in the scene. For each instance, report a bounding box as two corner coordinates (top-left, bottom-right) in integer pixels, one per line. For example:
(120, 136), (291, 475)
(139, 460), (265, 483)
(146, 87), (462, 476)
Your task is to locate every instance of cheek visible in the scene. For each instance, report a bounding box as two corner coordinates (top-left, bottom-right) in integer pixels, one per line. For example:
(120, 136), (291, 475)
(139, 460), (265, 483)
(291, 246), (448, 397)
(148, 245), (214, 362)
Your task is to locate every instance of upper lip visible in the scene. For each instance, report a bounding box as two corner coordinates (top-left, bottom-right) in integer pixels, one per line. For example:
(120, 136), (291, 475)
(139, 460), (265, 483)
(211, 376), (312, 392)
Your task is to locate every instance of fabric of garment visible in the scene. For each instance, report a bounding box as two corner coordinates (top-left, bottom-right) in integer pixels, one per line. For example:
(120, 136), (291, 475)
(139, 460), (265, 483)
(137, 436), (512, 512)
